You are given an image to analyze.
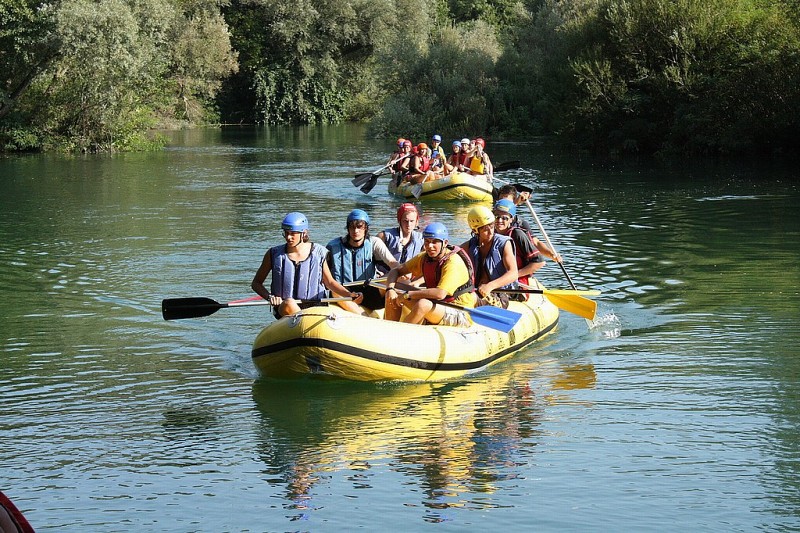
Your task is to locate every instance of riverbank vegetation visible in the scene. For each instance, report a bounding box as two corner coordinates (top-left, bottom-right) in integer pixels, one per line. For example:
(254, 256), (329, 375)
(2, 0), (799, 156)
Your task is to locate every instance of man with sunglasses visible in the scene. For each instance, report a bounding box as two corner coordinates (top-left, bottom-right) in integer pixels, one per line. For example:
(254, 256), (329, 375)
(493, 199), (561, 290)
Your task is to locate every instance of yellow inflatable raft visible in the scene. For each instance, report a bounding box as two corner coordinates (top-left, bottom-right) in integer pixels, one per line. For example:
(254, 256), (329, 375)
(251, 282), (559, 381)
(388, 171), (493, 202)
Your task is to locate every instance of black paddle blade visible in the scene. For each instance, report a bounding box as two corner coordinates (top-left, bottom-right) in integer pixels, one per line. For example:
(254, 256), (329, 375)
(162, 297), (223, 320)
(352, 172), (373, 187)
(494, 160), (521, 173)
(360, 174), (380, 194)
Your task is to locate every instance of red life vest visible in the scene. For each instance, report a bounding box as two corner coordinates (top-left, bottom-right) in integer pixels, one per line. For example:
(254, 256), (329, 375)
(420, 155), (431, 172)
(420, 245), (475, 301)
(497, 226), (538, 290)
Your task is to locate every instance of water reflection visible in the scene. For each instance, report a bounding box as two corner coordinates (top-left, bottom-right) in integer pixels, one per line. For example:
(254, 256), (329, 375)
(251, 362), (597, 522)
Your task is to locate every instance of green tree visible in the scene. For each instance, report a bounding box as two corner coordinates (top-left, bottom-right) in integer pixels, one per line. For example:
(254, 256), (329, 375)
(370, 21), (503, 138)
(0, 0), (60, 128)
(221, 0), (403, 124)
(170, 10), (239, 122)
(559, 0), (800, 154)
(2, 0), (237, 151)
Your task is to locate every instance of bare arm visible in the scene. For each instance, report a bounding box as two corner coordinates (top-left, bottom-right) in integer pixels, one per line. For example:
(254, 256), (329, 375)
(533, 237), (562, 263)
(322, 261), (363, 301)
(371, 237), (399, 271)
(478, 241), (518, 296)
(251, 249), (273, 299)
(483, 153), (493, 178)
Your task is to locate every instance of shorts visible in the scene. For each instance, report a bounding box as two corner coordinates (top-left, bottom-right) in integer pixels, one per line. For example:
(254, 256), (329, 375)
(438, 306), (471, 328)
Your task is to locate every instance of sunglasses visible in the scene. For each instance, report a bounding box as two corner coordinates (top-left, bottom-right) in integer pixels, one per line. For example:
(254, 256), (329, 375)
(495, 215), (513, 222)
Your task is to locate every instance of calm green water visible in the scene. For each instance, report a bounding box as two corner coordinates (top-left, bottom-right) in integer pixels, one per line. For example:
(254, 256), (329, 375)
(2, 125), (799, 531)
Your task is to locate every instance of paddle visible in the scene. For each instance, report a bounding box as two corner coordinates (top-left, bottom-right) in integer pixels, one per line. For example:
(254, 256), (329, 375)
(434, 298), (521, 333)
(521, 197), (597, 324)
(411, 173), (435, 199)
(353, 154), (411, 194)
(493, 160), (520, 173)
(368, 280), (522, 333)
(494, 288), (597, 320)
(352, 169), (387, 188)
(494, 288), (601, 296)
(161, 295), (352, 321)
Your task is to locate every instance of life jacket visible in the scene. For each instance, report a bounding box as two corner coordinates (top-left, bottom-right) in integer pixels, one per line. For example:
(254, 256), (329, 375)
(468, 233), (514, 288)
(469, 154), (485, 174)
(326, 236), (376, 284)
(392, 152), (410, 172)
(269, 243), (327, 300)
(458, 151), (470, 168)
(421, 245), (474, 302)
(420, 155), (431, 172)
(497, 226), (538, 288)
(411, 154), (430, 174)
(382, 227), (423, 263)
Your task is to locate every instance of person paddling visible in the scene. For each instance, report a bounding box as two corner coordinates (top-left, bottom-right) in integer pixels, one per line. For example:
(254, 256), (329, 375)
(327, 209), (398, 313)
(494, 184), (532, 232)
(466, 138), (494, 181)
(384, 222), (476, 327)
(444, 140), (461, 175)
(404, 142), (439, 185)
(251, 212), (362, 318)
(492, 199), (559, 296)
(376, 203), (424, 269)
(458, 205), (518, 308)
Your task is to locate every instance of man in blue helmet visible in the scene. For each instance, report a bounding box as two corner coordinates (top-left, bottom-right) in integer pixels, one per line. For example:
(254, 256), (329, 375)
(252, 212), (363, 318)
(327, 209), (398, 313)
(492, 199), (560, 289)
(383, 222), (476, 327)
(429, 134), (446, 171)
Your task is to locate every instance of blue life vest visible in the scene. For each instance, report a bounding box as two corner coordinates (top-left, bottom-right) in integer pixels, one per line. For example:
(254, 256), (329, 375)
(269, 243), (327, 300)
(327, 236), (375, 284)
(468, 234), (514, 288)
(382, 227), (423, 263)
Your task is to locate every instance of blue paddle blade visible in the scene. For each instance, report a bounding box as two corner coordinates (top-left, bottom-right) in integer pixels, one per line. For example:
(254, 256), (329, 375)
(468, 305), (521, 333)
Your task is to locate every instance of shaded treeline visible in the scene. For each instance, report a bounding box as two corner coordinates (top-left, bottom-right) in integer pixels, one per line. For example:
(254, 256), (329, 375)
(2, 0), (799, 155)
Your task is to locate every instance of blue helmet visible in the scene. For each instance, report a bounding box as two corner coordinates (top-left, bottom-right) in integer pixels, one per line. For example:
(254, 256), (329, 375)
(494, 199), (517, 218)
(431, 134), (442, 142)
(281, 212), (308, 232)
(452, 140), (461, 147)
(422, 222), (449, 242)
(347, 209), (370, 225)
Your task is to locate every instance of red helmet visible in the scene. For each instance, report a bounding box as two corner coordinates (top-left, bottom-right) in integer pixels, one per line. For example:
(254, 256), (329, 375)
(475, 138), (485, 148)
(402, 140), (412, 147)
(396, 203), (419, 223)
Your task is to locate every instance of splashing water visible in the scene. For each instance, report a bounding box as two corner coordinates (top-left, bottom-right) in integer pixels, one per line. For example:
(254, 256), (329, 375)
(590, 312), (621, 338)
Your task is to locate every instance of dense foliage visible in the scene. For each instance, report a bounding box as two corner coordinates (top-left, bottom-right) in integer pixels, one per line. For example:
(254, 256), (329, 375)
(1, 0), (237, 151)
(2, 0), (799, 155)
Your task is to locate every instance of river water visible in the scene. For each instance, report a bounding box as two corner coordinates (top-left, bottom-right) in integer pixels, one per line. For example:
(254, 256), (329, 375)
(2, 125), (799, 531)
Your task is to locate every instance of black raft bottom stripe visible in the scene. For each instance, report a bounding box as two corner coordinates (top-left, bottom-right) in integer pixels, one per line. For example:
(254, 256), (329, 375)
(418, 183), (490, 198)
(251, 318), (558, 372)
